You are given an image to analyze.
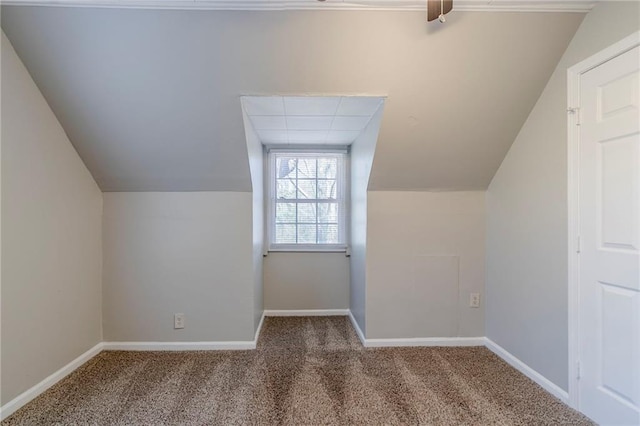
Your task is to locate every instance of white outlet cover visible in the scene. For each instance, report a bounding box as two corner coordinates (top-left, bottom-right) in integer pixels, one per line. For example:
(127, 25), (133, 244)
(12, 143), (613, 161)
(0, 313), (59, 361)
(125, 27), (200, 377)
(469, 293), (481, 308)
(174, 313), (185, 329)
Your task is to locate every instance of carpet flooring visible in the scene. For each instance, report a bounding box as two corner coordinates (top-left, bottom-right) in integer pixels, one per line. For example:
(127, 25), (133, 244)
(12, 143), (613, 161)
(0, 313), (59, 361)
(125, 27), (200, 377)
(3, 316), (592, 425)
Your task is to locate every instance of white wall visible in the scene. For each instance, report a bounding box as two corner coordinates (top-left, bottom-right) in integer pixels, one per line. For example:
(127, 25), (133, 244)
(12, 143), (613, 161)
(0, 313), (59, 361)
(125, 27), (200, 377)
(0, 32), (3, 405)
(486, 1), (640, 392)
(262, 101), (384, 315)
(102, 192), (255, 342)
(243, 108), (265, 331)
(1, 32), (103, 405)
(350, 104), (384, 333)
(366, 191), (485, 339)
(264, 253), (349, 310)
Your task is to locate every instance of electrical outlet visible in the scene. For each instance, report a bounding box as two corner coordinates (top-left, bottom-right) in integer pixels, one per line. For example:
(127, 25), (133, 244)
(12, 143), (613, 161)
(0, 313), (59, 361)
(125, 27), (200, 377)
(174, 313), (185, 329)
(469, 293), (481, 308)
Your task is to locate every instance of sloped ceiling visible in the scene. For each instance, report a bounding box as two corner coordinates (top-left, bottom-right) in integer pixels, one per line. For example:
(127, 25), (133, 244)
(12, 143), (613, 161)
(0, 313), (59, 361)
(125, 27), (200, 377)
(1, 6), (583, 191)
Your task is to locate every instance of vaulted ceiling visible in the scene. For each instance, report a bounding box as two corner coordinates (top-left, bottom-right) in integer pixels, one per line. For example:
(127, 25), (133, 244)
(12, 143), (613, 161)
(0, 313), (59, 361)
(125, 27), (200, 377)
(1, 5), (584, 191)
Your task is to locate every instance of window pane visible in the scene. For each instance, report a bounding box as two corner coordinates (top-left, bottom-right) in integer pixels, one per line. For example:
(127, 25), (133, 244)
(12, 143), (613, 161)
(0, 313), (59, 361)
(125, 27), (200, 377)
(318, 224), (339, 244)
(318, 203), (339, 223)
(276, 203), (296, 223)
(297, 158), (317, 179)
(318, 158), (337, 179)
(271, 152), (344, 247)
(276, 180), (296, 199)
(317, 180), (337, 199)
(276, 157), (297, 179)
(298, 224), (317, 244)
(297, 203), (316, 224)
(275, 224), (296, 243)
(297, 180), (316, 199)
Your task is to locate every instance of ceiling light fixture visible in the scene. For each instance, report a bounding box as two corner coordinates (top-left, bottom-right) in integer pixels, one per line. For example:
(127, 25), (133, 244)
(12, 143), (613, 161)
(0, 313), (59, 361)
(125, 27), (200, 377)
(427, 0), (452, 23)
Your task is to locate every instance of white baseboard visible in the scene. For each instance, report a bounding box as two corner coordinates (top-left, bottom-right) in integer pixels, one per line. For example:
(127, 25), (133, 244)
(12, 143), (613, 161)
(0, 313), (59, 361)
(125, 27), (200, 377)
(254, 310), (266, 343)
(0, 315), (568, 422)
(103, 332), (262, 351)
(485, 338), (569, 403)
(264, 309), (349, 316)
(346, 315), (566, 404)
(347, 310), (366, 345)
(0, 342), (104, 421)
(346, 310), (483, 348)
(1, 316), (269, 420)
(367, 337), (486, 348)
(103, 314), (267, 352)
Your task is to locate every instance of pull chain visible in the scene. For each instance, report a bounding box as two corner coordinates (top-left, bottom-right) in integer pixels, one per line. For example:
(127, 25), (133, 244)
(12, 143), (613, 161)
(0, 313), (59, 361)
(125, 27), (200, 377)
(439, 0), (446, 23)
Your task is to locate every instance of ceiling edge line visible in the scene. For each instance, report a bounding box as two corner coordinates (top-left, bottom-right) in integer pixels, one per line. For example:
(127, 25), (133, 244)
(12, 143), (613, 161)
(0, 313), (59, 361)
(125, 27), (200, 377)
(0, 1), (596, 13)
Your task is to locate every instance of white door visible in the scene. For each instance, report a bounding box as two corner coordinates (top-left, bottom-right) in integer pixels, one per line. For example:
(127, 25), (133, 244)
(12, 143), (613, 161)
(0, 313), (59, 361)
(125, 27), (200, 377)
(579, 45), (640, 425)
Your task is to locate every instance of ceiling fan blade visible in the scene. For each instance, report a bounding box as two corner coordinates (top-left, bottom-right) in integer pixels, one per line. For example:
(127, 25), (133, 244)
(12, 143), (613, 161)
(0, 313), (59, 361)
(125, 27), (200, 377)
(427, 0), (453, 22)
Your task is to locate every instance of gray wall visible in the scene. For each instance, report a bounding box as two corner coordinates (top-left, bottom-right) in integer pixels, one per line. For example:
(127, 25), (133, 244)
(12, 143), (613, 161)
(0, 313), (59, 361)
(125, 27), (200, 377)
(102, 192), (255, 342)
(264, 253), (349, 310)
(366, 191), (486, 339)
(486, 1), (640, 392)
(1, 32), (103, 405)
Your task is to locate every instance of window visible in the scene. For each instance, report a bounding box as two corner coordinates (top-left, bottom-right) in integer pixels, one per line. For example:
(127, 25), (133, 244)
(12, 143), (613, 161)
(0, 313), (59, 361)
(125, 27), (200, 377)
(268, 150), (347, 251)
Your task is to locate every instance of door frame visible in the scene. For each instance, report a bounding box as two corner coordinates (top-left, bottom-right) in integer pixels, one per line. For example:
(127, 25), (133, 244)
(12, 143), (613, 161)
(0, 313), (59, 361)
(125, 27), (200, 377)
(567, 30), (640, 411)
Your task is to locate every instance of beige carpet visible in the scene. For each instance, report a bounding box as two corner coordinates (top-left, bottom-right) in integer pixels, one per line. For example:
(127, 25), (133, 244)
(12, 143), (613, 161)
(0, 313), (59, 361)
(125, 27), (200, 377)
(3, 316), (591, 425)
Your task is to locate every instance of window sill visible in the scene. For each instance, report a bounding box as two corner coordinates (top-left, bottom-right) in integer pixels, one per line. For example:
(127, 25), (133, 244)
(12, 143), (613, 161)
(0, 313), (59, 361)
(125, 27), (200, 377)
(267, 246), (348, 254)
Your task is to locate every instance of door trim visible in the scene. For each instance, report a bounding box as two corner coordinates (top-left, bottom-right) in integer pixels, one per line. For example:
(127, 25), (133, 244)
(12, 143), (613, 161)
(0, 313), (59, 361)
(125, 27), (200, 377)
(566, 30), (640, 411)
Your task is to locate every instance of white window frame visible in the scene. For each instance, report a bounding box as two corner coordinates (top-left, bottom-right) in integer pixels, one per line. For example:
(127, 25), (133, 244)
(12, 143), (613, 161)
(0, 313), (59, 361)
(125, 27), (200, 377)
(267, 148), (348, 252)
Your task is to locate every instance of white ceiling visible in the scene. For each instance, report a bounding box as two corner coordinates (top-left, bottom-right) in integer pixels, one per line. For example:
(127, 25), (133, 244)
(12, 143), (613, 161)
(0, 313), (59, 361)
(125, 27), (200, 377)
(1, 6), (585, 191)
(242, 96), (384, 145)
